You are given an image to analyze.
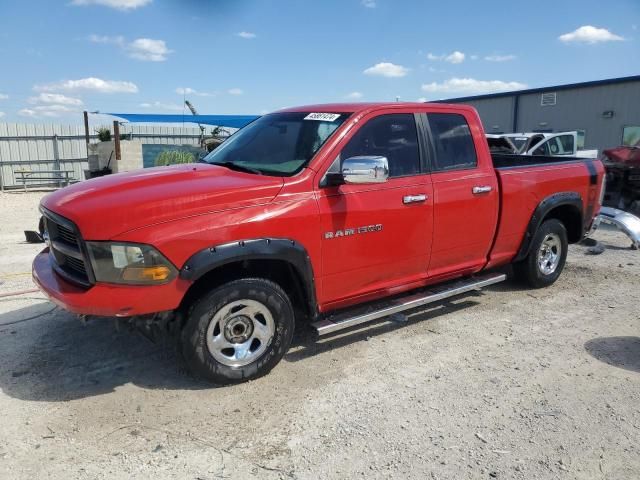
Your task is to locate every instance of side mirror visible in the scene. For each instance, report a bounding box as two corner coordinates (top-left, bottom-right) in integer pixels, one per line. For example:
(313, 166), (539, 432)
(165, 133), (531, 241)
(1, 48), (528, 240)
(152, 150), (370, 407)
(341, 156), (389, 184)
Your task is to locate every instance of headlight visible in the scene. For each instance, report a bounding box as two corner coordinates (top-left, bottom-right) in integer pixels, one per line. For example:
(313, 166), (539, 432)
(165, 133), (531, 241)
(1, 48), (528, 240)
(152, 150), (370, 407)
(86, 242), (177, 285)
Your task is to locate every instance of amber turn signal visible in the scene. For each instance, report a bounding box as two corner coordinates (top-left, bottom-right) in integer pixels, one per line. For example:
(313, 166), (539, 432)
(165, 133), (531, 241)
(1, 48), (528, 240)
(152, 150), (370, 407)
(121, 266), (172, 283)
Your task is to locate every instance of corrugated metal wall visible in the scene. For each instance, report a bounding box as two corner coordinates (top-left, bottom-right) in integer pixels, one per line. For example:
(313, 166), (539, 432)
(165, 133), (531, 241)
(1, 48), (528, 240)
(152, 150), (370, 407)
(464, 96), (515, 134)
(0, 123), (203, 190)
(446, 79), (640, 153)
(515, 82), (640, 151)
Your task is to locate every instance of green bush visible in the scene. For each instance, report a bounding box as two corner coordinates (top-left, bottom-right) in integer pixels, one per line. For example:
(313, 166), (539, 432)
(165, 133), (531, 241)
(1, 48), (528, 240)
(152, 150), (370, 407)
(96, 127), (111, 142)
(154, 150), (197, 166)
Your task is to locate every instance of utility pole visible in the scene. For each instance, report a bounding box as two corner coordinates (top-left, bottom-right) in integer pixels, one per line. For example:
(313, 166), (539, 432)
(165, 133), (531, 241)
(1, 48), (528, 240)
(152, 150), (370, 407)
(113, 121), (121, 161)
(83, 111), (90, 154)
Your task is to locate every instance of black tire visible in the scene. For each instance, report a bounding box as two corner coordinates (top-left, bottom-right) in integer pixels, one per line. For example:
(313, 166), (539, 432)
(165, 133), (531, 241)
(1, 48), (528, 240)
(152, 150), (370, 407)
(513, 219), (568, 289)
(181, 278), (294, 385)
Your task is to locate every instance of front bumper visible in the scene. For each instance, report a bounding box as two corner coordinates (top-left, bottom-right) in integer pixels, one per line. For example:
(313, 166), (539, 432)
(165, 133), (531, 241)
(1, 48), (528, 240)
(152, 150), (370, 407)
(32, 249), (190, 317)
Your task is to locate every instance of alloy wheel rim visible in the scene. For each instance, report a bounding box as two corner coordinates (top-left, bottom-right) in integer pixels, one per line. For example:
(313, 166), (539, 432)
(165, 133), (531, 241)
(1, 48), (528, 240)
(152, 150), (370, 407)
(537, 233), (562, 275)
(206, 299), (275, 367)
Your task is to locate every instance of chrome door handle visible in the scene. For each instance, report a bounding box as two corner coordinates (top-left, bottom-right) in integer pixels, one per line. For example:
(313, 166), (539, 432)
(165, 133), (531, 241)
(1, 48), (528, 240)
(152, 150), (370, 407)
(472, 186), (493, 195)
(403, 194), (428, 204)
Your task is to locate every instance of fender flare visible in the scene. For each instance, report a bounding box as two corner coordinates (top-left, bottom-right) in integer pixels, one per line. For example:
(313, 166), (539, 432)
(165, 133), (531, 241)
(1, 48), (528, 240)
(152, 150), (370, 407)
(180, 238), (318, 317)
(514, 191), (583, 262)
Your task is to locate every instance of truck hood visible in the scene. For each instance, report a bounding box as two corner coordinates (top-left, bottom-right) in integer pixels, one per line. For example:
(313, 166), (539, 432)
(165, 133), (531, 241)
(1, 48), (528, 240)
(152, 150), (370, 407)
(41, 164), (284, 239)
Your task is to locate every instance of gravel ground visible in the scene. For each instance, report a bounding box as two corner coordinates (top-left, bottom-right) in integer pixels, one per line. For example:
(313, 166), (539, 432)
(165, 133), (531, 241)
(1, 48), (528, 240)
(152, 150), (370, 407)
(0, 190), (638, 480)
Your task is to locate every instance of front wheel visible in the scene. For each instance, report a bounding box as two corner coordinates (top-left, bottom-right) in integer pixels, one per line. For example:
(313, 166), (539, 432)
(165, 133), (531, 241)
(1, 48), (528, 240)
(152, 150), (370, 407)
(513, 219), (568, 288)
(181, 278), (295, 385)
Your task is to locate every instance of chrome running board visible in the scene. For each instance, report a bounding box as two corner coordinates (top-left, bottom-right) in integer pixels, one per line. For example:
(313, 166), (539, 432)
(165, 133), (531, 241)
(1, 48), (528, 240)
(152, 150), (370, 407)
(312, 272), (506, 336)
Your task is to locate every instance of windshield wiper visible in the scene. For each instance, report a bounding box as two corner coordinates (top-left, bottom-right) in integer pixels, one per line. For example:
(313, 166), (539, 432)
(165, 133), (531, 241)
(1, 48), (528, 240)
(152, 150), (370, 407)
(210, 161), (263, 175)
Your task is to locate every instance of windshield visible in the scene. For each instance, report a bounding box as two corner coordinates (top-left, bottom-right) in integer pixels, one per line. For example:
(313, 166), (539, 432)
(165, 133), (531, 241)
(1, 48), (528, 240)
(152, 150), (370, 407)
(203, 112), (351, 175)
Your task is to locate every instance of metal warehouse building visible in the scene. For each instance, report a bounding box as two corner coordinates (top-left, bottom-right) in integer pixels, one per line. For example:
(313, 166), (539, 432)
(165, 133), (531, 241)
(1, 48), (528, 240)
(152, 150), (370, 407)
(438, 75), (640, 154)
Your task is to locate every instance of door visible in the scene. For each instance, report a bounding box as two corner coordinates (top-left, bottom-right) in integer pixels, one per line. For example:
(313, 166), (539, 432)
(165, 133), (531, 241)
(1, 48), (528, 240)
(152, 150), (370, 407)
(316, 112), (433, 308)
(425, 112), (499, 278)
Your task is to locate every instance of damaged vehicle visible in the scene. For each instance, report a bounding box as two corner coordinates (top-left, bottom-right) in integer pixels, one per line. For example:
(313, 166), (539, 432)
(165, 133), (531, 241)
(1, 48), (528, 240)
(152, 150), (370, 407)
(496, 132), (598, 158)
(601, 142), (640, 213)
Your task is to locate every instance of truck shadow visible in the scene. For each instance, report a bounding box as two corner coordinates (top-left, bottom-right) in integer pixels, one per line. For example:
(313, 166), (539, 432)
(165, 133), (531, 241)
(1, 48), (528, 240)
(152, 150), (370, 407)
(0, 303), (210, 402)
(1, 296), (481, 401)
(584, 336), (640, 373)
(285, 297), (480, 363)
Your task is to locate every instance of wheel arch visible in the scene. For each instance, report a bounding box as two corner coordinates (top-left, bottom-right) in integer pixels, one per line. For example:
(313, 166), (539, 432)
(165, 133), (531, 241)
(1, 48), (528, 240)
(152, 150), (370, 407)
(179, 238), (318, 321)
(514, 192), (583, 262)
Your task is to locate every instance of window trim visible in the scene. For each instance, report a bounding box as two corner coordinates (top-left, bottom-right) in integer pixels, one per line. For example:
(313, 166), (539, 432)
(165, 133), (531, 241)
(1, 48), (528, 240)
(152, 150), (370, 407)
(414, 113), (432, 173)
(423, 112), (479, 173)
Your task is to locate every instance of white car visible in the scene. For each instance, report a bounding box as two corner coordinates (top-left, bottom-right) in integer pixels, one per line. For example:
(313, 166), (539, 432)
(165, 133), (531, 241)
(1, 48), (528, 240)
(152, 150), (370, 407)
(494, 132), (598, 159)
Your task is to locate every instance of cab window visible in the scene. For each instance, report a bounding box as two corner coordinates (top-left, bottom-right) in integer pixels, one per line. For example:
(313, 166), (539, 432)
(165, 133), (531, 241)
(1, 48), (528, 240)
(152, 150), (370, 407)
(340, 114), (421, 177)
(428, 113), (477, 171)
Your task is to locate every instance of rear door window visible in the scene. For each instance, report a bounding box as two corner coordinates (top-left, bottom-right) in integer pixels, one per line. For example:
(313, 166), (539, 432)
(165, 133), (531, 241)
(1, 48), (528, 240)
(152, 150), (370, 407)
(427, 113), (477, 171)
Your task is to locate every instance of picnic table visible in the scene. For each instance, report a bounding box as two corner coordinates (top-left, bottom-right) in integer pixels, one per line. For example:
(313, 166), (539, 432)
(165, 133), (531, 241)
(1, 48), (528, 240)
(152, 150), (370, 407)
(14, 169), (75, 191)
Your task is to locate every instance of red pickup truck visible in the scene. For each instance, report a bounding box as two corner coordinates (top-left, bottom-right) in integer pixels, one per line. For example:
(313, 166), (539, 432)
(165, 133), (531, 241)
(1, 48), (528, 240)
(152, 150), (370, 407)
(33, 102), (604, 384)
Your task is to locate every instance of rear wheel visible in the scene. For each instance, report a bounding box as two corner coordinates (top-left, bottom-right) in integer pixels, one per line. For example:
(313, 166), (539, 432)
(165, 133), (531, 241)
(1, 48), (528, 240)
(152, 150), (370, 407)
(513, 219), (568, 288)
(181, 278), (294, 384)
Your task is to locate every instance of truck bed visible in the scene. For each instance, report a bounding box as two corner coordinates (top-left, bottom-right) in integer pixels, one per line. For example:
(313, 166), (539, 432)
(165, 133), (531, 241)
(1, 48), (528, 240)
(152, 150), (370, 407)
(486, 153), (601, 269)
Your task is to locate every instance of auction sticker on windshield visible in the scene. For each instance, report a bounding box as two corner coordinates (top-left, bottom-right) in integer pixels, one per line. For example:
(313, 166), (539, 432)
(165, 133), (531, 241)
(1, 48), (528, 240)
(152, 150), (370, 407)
(304, 113), (341, 122)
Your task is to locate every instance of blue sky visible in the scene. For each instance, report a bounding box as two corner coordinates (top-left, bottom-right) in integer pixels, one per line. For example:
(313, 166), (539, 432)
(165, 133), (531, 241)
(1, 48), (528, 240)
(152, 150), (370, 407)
(0, 0), (638, 123)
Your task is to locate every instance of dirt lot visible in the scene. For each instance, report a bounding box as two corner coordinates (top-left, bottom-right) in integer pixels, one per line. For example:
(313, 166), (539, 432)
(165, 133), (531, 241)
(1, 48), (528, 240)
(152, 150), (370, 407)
(0, 191), (638, 480)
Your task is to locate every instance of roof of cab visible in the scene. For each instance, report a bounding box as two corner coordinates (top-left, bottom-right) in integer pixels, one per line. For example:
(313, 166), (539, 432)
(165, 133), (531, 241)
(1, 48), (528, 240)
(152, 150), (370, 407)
(277, 102), (474, 114)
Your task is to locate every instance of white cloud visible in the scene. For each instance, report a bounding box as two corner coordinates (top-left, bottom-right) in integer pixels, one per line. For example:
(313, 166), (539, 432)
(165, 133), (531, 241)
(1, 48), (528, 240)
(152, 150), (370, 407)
(363, 62), (409, 78)
(36, 77), (139, 94)
(19, 104), (79, 118)
(0, 93), (8, 100)
(428, 51), (465, 64)
(71, 0), (151, 10)
(18, 109), (37, 117)
(237, 31), (256, 39)
(88, 34), (125, 45)
(559, 25), (624, 44)
(417, 97), (427, 103)
(227, 88), (244, 95)
(127, 38), (172, 62)
(176, 87), (215, 97)
(176, 87), (196, 95)
(485, 54), (517, 62)
(139, 101), (183, 111)
(89, 35), (171, 61)
(345, 91), (363, 99)
(0, 112), (5, 118)
(29, 93), (83, 106)
(421, 77), (527, 96)
(362, 0), (376, 7)
(445, 51), (465, 64)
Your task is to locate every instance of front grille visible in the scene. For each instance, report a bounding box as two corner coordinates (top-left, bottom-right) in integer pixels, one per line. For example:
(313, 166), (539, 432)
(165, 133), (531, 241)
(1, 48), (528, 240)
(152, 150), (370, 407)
(42, 210), (93, 287)
(64, 255), (87, 275)
(55, 223), (78, 245)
